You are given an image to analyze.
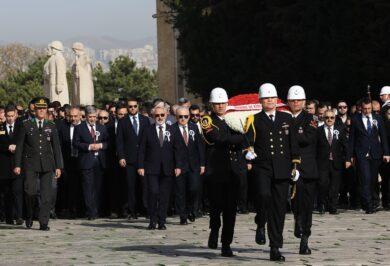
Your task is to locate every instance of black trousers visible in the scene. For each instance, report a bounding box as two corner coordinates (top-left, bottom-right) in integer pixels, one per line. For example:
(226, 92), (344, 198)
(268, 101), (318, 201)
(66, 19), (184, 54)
(318, 162), (342, 210)
(237, 169), (248, 210)
(380, 162), (390, 207)
(207, 175), (238, 246)
(175, 170), (200, 219)
(24, 170), (52, 225)
(107, 162), (125, 215)
(125, 164), (143, 215)
(147, 172), (173, 224)
(0, 178), (23, 222)
(66, 158), (84, 215)
(253, 166), (289, 248)
(356, 158), (381, 208)
(292, 178), (317, 237)
(81, 158), (104, 217)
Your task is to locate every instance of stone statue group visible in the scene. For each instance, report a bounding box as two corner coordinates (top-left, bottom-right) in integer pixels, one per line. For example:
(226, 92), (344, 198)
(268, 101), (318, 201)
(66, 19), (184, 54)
(43, 41), (94, 106)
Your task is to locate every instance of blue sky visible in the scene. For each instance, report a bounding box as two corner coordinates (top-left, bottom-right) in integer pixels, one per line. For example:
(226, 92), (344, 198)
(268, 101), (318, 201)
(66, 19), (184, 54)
(0, 0), (156, 43)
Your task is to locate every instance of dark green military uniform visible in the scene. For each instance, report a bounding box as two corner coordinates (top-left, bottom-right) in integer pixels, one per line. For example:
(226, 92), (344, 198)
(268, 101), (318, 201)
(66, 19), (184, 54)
(14, 106), (63, 228)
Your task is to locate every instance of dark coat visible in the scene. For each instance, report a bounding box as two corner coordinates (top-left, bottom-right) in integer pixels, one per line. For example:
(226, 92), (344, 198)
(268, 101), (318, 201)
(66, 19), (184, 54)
(116, 114), (150, 166)
(172, 122), (205, 173)
(138, 123), (183, 176)
(72, 122), (109, 170)
(14, 119), (63, 172)
(0, 122), (20, 179)
(347, 113), (389, 161)
(316, 124), (348, 171)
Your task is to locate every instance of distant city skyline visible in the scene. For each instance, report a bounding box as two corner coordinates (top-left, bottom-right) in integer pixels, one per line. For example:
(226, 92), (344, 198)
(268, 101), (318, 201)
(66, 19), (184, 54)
(0, 0), (157, 44)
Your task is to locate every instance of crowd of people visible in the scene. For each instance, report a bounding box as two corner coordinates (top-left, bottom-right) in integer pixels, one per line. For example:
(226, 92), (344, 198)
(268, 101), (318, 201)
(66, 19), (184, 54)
(1, 83), (390, 261)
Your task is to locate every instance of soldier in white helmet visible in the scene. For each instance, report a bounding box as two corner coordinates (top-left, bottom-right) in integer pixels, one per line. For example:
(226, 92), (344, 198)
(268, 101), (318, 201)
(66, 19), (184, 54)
(201, 87), (246, 257)
(244, 83), (300, 261)
(286, 85), (319, 255)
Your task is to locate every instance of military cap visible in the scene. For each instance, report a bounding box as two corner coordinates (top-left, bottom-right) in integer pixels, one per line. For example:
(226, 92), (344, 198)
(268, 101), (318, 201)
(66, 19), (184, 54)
(34, 97), (49, 109)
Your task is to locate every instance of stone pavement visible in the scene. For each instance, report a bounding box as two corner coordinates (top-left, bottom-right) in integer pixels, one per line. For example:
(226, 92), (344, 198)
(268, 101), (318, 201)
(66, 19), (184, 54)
(1, 210), (390, 265)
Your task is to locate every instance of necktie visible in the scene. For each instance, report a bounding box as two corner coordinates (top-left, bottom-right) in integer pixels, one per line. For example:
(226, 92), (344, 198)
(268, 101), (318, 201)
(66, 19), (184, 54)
(183, 126), (188, 145)
(132, 116), (138, 135)
(9, 125), (13, 137)
(327, 127), (333, 145)
(158, 125), (164, 147)
(38, 120), (42, 131)
(269, 114), (274, 122)
(366, 116), (372, 134)
(90, 125), (96, 142)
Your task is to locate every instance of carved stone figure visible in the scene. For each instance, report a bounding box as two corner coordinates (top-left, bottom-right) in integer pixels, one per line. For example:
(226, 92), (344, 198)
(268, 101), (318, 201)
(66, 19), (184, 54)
(43, 41), (69, 105)
(71, 42), (94, 106)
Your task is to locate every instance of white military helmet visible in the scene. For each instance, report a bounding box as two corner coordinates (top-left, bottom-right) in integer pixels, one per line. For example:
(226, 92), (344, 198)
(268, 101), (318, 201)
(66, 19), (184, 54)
(209, 87), (228, 103)
(287, 85), (306, 100)
(380, 86), (390, 96)
(72, 42), (85, 51)
(50, 40), (64, 51)
(259, 83), (277, 98)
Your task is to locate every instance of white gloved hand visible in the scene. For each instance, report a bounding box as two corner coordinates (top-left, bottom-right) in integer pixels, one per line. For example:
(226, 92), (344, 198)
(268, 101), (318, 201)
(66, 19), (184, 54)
(245, 150), (257, 161)
(291, 169), (300, 182)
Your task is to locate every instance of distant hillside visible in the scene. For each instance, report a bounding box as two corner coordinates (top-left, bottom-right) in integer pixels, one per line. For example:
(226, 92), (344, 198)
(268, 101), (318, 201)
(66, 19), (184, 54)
(63, 35), (157, 49)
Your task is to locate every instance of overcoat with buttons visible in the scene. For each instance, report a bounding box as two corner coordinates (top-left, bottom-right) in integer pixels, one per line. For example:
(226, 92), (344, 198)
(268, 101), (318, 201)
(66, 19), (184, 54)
(245, 110), (300, 179)
(14, 118), (63, 172)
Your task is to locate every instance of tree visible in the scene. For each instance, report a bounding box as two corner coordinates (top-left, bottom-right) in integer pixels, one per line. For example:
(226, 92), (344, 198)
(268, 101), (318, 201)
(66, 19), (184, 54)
(162, 0), (390, 103)
(93, 56), (158, 106)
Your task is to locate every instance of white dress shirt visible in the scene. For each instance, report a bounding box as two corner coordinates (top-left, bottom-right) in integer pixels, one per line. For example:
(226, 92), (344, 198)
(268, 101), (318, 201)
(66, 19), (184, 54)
(155, 123), (166, 137)
(324, 125), (334, 140)
(362, 114), (373, 130)
(6, 123), (15, 135)
(265, 110), (276, 121)
(36, 119), (45, 128)
(130, 114), (140, 135)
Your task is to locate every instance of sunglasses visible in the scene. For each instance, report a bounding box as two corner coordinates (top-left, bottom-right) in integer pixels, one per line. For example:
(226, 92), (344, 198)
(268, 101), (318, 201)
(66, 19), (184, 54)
(191, 114), (200, 117)
(81, 115), (85, 118)
(324, 116), (335, 120)
(154, 113), (165, 118)
(338, 106), (348, 109)
(128, 105), (138, 108)
(98, 116), (109, 120)
(178, 115), (189, 119)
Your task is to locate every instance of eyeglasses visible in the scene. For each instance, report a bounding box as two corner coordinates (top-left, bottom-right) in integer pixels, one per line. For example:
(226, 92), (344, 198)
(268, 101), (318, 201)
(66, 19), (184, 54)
(128, 105), (138, 109)
(154, 113), (165, 118)
(178, 115), (189, 119)
(98, 116), (109, 120)
(338, 106), (347, 109)
(81, 115), (85, 118)
(191, 113), (200, 117)
(324, 116), (335, 120)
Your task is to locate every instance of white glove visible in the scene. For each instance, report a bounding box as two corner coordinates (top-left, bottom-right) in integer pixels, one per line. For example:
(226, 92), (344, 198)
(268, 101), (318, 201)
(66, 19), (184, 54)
(291, 169), (300, 182)
(245, 150), (257, 161)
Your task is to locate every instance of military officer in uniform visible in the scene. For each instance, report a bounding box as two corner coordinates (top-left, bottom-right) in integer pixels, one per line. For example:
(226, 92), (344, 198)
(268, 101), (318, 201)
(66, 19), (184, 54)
(245, 83), (300, 261)
(201, 87), (246, 257)
(287, 85), (319, 255)
(14, 97), (63, 231)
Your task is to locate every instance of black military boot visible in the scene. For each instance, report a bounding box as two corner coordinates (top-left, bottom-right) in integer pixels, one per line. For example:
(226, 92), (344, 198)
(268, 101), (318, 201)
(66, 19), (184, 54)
(255, 226), (266, 245)
(221, 243), (234, 257)
(299, 235), (312, 255)
(208, 229), (219, 249)
(270, 247), (285, 261)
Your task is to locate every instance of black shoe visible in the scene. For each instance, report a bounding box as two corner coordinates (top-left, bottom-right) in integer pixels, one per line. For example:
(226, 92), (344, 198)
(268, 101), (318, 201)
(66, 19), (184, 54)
(158, 224), (167, 230)
(180, 218), (188, 225)
(294, 222), (302, 238)
(208, 230), (219, 249)
(270, 247), (285, 261)
(39, 224), (50, 231)
(147, 222), (156, 230)
(329, 208), (339, 215)
(366, 208), (374, 214)
(87, 216), (96, 220)
(25, 218), (33, 229)
(188, 213), (195, 222)
(318, 204), (325, 214)
(109, 213), (118, 219)
(221, 245), (234, 257)
(255, 227), (266, 245)
(16, 218), (24, 225)
(299, 236), (311, 255)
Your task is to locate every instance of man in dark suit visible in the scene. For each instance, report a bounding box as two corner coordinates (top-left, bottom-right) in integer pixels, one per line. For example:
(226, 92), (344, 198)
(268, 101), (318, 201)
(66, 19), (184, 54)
(117, 98), (151, 219)
(73, 105), (109, 220)
(379, 87), (390, 210)
(346, 97), (390, 214)
(317, 110), (348, 214)
(138, 106), (182, 230)
(172, 106), (205, 225)
(14, 97), (63, 230)
(58, 106), (83, 218)
(245, 84), (300, 261)
(0, 105), (23, 225)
